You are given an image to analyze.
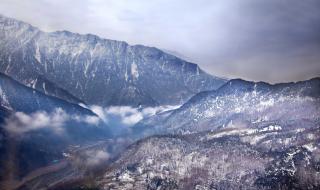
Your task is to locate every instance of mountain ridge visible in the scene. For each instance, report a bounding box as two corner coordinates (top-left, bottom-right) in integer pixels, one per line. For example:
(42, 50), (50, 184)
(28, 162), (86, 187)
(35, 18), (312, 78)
(0, 72), (113, 182)
(0, 14), (226, 107)
(0, 72), (95, 115)
(133, 77), (320, 136)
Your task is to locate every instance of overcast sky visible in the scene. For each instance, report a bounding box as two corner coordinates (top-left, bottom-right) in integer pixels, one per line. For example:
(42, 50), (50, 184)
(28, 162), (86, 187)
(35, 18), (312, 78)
(1, 0), (319, 83)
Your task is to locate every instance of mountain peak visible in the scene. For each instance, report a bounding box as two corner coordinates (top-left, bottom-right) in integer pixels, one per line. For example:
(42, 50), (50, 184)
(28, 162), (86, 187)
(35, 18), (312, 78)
(0, 15), (226, 106)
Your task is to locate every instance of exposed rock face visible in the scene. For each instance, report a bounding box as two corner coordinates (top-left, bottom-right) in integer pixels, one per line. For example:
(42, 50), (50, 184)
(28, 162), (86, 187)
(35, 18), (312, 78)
(0, 15), (225, 107)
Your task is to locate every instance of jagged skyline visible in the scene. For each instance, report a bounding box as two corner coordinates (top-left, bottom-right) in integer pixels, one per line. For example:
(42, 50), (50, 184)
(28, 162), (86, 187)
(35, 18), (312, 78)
(1, 0), (319, 83)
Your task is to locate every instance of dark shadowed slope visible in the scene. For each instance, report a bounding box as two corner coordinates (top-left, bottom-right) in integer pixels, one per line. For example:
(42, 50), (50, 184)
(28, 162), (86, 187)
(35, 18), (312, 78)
(0, 73), (94, 115)
(0, 73), (112, 183)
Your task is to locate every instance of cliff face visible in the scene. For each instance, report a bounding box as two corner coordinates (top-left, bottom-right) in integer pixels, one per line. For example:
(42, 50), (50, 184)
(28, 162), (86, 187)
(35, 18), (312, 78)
(0, 15), (225, 107)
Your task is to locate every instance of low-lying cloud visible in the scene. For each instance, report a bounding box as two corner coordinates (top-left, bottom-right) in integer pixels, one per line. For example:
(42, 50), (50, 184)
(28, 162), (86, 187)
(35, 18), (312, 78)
(3, 105), (180, 136)
(91, 105), (179, 128)
(4, 108), (67, 135)
(84, 149), (110, 166)
(4, 108), (101, 135)
(90, 105), (179, 135)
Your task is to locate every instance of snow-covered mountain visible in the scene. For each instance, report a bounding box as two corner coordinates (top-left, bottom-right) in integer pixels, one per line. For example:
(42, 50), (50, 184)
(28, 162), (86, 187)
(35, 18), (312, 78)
(97, 124), (320, 190)
(134, 78), (320, 135)
(0, 15), (226, 107)
(1, 14), (319, 190)
(95, 78), (320, 189)
(1, 70), (318, 190)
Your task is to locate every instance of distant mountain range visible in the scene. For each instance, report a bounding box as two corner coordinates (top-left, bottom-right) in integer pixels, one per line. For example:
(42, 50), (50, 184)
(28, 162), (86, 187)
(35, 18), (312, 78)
(0, 14), (319, 190)
(0, 15), (225, 107)
(134, 77), (320, 136)
(99, 78), (320, 189)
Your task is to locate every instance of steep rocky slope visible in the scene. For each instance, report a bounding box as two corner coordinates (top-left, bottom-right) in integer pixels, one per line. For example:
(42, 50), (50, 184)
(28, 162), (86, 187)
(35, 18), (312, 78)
(0, 15), (225, 107)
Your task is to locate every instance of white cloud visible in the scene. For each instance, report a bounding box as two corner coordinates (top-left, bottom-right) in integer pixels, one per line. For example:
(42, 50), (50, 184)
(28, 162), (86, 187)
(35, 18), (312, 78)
(122, 113), (143, 126)
(91, 105), (179, 127)
(84, 149), (110, 166)
(73, 114), (101, 125)
(4, 108), (68, 135)
(4, 108), (102, 135)
(83, 115), (101, 125)
(90, 105), (107, 121)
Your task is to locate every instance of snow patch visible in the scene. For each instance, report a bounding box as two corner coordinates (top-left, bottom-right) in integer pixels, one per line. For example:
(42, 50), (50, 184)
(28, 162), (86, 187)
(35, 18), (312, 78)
(42, 82), (47, 94)
(0, 85), (11, 109)
(303, 143), (317, 152)
(35, 44), (41, 63)
(204, 128), (257, 140)
(260, 98), (275, 107)
(119, 172), (134, 182)
(131, 62), (139, 79)
(247, 134), (268, 145)
(260, 125), (282, 132)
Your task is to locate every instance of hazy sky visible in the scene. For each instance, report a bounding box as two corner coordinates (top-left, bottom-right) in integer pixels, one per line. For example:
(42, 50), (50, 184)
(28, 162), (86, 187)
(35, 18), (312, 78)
(1, 0), (319, 83)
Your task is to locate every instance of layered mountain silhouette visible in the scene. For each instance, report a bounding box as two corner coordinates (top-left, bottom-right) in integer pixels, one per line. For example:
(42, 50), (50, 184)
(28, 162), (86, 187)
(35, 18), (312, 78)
(99, 78), (320, 189)
(0, 15), (319, 190)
